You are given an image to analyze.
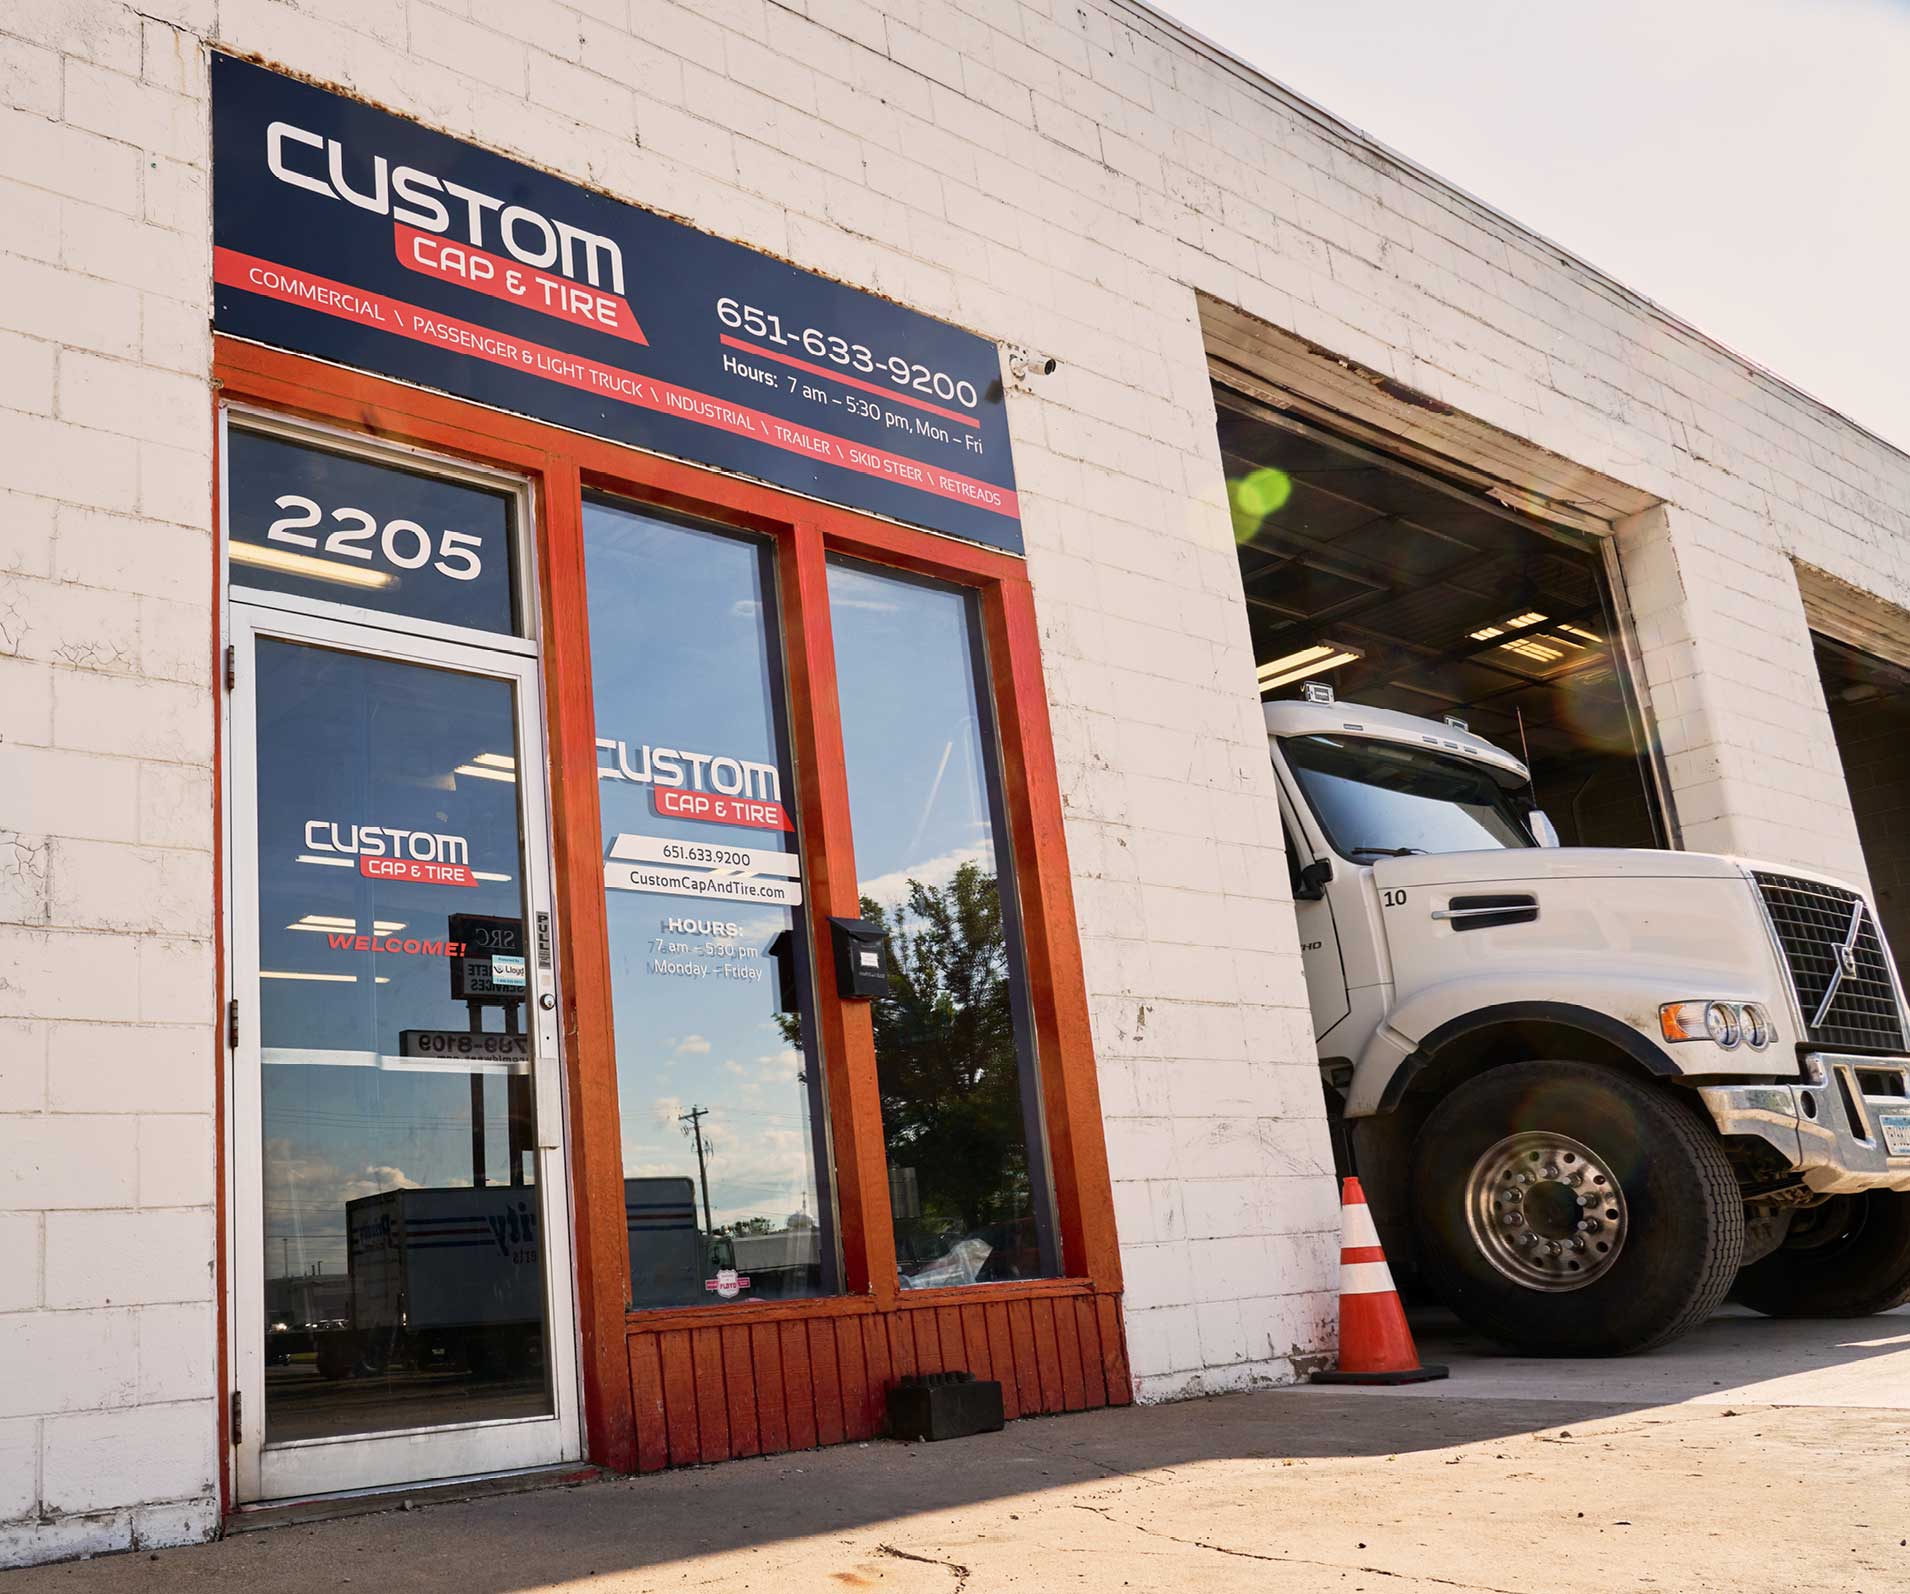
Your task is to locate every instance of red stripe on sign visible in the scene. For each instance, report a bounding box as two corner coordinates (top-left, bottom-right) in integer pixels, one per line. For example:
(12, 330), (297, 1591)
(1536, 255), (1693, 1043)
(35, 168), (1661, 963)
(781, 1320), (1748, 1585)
(214, 249), (1019, 523)
(394, 223), (648, 346)
(655, 787), (793, 832)
(1340, 1245), (1388, 1264)
(718, 334), (979, 428)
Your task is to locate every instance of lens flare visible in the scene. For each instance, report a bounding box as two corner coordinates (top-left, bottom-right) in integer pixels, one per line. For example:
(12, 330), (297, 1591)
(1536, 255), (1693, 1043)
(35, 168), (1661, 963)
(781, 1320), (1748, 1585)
(1228, 467), (1293, 542)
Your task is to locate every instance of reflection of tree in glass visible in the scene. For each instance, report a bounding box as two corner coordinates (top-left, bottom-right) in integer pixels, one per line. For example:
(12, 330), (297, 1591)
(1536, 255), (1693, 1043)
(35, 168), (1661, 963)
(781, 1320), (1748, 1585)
(862, 863), (1029, 1245)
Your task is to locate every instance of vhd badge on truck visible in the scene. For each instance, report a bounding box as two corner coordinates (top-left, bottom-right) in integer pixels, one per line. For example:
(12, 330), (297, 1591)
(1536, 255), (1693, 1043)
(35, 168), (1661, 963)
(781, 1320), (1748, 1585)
(211, 55), (1022, 556)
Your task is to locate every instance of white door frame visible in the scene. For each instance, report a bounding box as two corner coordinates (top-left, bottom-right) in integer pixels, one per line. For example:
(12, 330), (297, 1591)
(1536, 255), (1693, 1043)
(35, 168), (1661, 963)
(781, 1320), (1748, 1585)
(225, 602), (582, 1502)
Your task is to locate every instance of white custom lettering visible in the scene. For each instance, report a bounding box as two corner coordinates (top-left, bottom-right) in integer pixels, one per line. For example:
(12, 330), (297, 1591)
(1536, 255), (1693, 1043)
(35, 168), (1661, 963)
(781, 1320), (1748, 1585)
(391, 165), (451, 232)
(553, 219), (626, 296)
(594, 738), (783, 804)
(709, 757), (744, 796)
(650, 748), (684, 788)
(326, 139), (389, 213)
(500, 205), (559, 269)
(305, 818), (331, 850)
(267, 121), (333, 199)
(441, 180), (503, 249)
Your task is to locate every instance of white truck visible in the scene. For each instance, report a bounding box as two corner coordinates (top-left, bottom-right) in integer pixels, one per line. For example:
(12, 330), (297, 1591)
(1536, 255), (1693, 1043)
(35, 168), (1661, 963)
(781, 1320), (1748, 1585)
(1269, 689), (1910, 1354)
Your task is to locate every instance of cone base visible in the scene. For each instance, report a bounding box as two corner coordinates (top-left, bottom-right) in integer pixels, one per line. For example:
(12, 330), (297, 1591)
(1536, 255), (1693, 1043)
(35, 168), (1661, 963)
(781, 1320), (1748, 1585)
(1311, 1363), (1449, 1385)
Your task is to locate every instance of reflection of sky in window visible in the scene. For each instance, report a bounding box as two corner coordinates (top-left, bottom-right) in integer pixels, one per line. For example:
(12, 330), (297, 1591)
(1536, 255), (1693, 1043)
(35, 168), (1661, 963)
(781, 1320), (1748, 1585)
(583, 501), (823, 1231)
(253, 642), (534, 1276)
(826, 562), (997, 905)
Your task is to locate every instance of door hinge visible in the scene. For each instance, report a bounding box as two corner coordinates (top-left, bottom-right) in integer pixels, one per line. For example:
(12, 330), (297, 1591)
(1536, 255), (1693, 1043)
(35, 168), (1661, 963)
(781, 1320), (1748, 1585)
(228, 998), (239, 1049)
(230, 1389), (242, 1447)
(224, 644), (236, 691)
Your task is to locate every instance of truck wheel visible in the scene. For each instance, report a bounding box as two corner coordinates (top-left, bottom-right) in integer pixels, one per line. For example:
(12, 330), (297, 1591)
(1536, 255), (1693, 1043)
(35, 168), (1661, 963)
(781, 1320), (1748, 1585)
(1733, 1192), (1910, 1317)
(1410, 1061), (1744, 1355)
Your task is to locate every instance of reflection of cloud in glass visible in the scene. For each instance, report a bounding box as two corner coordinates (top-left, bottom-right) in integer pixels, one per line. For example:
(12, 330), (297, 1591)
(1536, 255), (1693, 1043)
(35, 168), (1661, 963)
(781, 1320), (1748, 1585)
(674, 1034), (711, 1055)
(859, 844), (993, 909)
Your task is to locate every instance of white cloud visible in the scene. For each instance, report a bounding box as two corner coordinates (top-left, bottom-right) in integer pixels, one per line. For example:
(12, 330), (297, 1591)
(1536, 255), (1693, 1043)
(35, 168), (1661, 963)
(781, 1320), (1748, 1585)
(858, 843), (993, 910)
(675, 1034), (712, 1056)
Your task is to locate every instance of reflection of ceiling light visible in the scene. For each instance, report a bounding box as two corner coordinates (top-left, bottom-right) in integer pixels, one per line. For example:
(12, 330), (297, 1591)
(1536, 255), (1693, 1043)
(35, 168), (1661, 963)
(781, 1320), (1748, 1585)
(1469, 625), (1504, 641)
(1257, 642), (1363, 691)
(453, 763), (516, 783)
(287, 914), (354, 933)
(1501, 638), (1563, 662)
(1505, 611), (1547, 629)
(231, 542), (395, 589)
(261, 970), (358, 982)
(1558, 622), (1604, 644)
(296, 854), (353, 869)
(472, 752), (517, 769)
(471, 870), (513, 883)
(373, 921), (405, 934)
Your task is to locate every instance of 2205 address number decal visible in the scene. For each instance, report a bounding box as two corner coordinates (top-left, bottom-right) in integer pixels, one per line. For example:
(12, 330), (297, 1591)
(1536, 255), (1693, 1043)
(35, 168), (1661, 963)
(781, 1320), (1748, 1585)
(266, 493), (486, 581)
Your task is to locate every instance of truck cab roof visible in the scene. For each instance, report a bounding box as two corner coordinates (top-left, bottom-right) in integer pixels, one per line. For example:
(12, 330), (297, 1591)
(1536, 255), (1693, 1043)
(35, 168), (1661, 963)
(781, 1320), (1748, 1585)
(1263, 696), (1531, 789)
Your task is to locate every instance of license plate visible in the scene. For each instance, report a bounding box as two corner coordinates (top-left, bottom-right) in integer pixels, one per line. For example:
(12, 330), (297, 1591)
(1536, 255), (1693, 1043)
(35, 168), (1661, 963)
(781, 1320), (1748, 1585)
(1879, 1113), (1910, 1156)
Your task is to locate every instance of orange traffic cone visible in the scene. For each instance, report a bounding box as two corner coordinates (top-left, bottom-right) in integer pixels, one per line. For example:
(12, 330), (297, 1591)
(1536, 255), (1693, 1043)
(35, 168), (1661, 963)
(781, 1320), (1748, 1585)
(1311, 1176), (1448, 1385)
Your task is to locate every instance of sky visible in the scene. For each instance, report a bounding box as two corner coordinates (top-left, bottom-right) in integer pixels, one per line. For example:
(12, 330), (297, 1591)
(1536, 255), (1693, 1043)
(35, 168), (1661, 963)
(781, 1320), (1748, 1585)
(1161, 0), (1910, 452)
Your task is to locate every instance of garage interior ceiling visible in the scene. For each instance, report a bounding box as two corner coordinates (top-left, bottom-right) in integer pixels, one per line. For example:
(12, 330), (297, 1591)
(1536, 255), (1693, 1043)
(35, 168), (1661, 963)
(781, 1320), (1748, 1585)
(1219, 392), (1664, 846)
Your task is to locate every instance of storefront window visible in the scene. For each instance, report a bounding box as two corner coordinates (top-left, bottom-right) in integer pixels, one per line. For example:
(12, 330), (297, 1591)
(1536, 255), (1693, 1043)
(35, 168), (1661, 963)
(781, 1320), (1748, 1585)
(826, 559), (1056, 1287)
(584, 499), (835, 1307)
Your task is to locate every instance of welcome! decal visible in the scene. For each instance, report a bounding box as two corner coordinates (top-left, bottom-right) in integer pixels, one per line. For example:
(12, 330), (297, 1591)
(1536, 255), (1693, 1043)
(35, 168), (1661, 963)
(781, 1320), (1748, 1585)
(211, 56), (1023, 556)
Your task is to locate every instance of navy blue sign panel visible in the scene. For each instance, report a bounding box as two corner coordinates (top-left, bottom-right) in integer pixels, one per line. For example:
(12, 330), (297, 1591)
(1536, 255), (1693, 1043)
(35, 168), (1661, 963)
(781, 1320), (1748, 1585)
(211, 55), (1022, 555)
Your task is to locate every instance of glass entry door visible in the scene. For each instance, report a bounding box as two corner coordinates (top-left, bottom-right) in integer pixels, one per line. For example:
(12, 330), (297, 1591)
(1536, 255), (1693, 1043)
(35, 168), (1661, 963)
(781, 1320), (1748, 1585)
(228, 608), (580, 1502)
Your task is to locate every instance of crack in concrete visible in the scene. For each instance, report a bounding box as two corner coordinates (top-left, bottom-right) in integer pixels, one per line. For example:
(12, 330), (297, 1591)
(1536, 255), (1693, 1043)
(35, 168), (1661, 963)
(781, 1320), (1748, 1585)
(875, 1542), (971, 1589)
(1070, 1503), (1527, 1594)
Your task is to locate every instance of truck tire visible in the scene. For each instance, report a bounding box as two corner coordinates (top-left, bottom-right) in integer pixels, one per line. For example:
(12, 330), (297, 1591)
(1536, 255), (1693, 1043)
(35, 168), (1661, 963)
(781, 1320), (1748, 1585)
(1410, 1061), (1744, 1355)
(1733, 1192), (1910, 1318)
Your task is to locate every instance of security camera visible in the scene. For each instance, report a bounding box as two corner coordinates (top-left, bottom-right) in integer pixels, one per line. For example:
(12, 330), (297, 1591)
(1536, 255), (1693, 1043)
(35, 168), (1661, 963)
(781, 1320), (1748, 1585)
(1004, 345), (1058, 382)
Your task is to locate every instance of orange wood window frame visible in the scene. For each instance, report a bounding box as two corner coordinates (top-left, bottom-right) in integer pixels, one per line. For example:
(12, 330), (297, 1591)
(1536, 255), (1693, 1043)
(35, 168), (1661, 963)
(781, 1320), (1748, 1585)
(212, 337), (1123, 1477)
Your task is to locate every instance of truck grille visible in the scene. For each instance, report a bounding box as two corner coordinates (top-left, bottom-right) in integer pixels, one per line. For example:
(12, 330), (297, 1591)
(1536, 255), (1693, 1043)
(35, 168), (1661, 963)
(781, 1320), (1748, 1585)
(1754, 871), (1906, 1051)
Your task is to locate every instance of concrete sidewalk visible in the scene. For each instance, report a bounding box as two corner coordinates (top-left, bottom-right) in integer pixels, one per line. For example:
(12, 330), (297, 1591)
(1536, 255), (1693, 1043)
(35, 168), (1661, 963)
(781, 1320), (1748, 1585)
(13, 1310), (1910, 1593)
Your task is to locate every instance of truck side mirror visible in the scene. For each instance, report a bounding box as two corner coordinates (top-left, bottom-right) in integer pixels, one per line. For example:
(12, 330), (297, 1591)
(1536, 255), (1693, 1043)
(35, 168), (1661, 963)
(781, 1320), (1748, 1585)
(1295, 858), (1333, 900)
(1529, 810), (1561, 848)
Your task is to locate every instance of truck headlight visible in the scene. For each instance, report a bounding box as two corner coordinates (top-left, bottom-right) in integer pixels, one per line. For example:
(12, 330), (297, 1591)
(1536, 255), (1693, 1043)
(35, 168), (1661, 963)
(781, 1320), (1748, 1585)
(1742, 1004), (1773, 1049)
(1660, 1000), (1744, 1048)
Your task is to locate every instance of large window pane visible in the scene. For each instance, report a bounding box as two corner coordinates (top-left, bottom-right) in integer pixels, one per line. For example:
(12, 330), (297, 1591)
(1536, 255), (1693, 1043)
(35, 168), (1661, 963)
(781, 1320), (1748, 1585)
(826, 559), (1056, 1287)
(584, 499), (835, 1307)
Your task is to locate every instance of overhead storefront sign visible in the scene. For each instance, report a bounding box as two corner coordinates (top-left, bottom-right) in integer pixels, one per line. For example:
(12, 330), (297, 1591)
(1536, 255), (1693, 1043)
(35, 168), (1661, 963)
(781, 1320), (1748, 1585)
(211, 55), (1023, 556)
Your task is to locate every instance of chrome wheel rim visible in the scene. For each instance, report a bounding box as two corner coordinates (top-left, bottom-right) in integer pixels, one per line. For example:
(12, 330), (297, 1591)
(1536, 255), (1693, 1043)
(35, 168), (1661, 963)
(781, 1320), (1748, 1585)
(1465, 1130), (1628, 1292)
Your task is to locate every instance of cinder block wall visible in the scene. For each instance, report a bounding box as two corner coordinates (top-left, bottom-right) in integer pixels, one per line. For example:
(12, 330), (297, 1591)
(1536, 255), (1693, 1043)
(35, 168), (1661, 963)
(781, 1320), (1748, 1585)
(8, 0), (1910, 1561)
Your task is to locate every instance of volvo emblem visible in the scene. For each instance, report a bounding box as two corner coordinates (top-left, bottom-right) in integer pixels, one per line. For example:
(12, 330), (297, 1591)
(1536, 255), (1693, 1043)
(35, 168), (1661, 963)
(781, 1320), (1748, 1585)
(1836, 942), (1860, 980)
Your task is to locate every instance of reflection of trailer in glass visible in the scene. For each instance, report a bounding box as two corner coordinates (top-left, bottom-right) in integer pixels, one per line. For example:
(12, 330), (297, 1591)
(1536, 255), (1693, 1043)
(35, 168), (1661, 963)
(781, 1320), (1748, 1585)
(315, 1186), (545, 1381)
(626, 1176), (706, 1308)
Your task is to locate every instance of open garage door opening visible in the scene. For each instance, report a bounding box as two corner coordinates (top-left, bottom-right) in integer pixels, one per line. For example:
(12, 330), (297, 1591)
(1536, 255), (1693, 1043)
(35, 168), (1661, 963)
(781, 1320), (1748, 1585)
(1814, 632), (1910, 976)
(1217, 393), (1666, 849)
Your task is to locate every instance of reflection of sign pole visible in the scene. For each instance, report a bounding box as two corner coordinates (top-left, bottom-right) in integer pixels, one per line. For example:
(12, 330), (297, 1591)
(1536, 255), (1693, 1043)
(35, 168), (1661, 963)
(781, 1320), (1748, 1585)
(679, 1105), (715, 1240)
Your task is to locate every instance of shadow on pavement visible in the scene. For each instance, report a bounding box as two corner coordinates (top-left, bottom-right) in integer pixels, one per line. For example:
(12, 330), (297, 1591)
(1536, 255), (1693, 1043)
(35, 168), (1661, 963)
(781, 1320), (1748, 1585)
(10, 1306), (1909, 1592)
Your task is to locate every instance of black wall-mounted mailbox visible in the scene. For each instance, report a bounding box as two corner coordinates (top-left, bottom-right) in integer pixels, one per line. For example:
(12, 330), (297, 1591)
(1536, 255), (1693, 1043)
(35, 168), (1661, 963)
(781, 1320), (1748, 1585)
(829, 916), (891, 999)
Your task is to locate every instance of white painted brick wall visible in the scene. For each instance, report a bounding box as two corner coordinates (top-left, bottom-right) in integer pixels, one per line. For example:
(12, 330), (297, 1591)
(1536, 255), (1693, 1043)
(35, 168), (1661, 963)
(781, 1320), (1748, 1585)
(9, 0), (1910, 1562)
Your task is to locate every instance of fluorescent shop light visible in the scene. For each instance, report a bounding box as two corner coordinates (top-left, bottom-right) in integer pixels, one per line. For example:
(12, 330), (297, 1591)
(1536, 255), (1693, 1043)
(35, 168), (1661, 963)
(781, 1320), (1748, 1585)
(295, 854), (353, 869)
(1558, 622), (1604, 644)
(454, 763), (517, 782)
(1259, 643), (1362, 692)
(1468, 625), (1504, 641)
(472, 752), (517, 769)
(471, 871), (513, 882)
(1504, 611), (1547, 629)
(261, 970), (358, 983)
(230, 542), (396, 589)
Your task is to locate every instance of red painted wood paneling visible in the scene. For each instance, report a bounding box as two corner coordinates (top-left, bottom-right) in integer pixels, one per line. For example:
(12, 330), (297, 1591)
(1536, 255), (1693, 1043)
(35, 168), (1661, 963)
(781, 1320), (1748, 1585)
(1075, 1298), (1108, 1408)
(1051, 1292), (1088, 1411)
(886, 1311), (918, 1382)
(751, 1322), (789, 1456)
(861, 1316), (893, 1437)
(780, 1319), (818, 1450)
(908, 1307), (943, 1375)
(658, 1330), (700, 1468)
(959, 1304), (992, 1385)
(808, 1319), (846, 1447)
(1007, 1299), (1043, 1415)
(835, 1318), (874, 1442)
(691, 1328), (730, 1462)
(984, 1304), (1019, 1419)
(628, 1334), (669, 1473)
(721, 1325), (760, 1458)
(1029, 1297), (1066, 1414)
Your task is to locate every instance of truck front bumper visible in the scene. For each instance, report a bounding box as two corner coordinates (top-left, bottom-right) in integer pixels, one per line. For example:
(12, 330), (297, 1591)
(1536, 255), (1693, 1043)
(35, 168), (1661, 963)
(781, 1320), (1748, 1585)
(1700, 1053), (1910, 1195)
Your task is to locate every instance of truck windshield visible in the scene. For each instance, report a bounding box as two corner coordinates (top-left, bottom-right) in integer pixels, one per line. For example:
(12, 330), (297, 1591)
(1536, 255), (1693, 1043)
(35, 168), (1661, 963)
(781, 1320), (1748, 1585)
(1282, 734), (1536, 858)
